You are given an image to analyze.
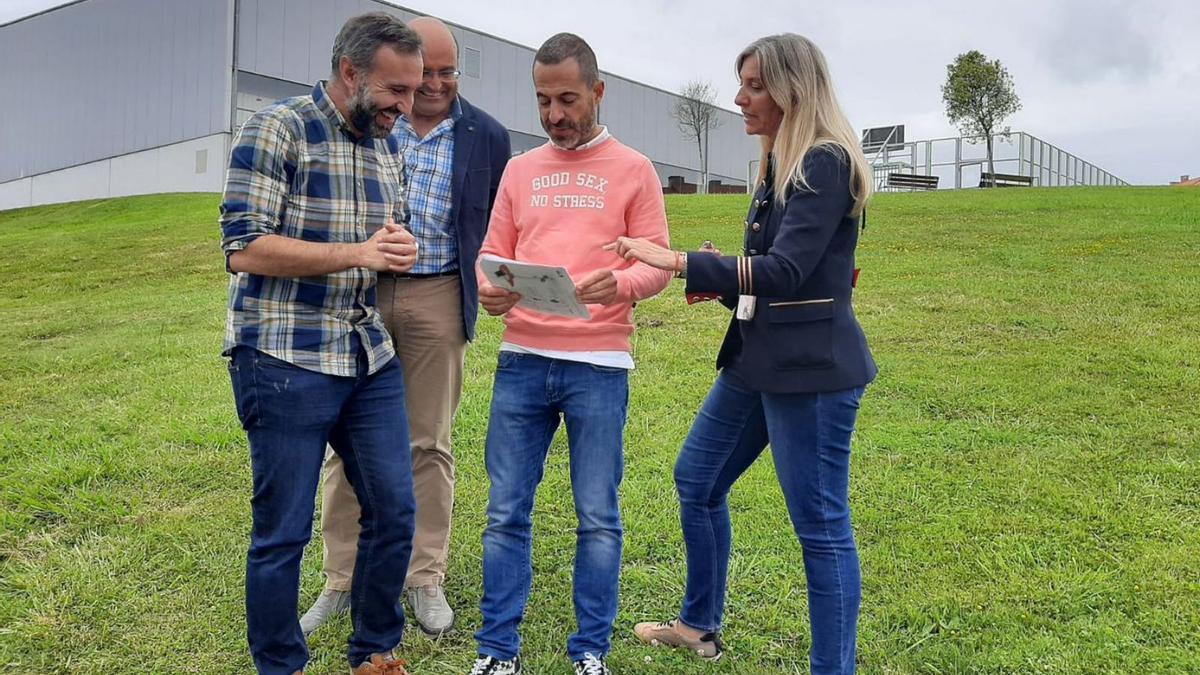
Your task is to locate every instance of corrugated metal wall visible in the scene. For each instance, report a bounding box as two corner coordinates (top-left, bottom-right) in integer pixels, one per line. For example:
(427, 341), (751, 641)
(0, 0), (234, 183)
(1, 0), (755, 190)
(234, 0), (756, 184)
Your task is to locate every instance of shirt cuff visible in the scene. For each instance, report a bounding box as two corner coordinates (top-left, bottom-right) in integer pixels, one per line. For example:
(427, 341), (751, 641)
(221, 233), (264, 273)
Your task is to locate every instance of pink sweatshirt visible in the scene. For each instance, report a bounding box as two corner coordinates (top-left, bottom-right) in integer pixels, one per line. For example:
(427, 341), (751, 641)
(478, 136), (673, 352)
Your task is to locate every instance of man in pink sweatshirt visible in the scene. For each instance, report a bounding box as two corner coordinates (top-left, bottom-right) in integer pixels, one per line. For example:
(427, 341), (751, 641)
(467, 33), (673, 675)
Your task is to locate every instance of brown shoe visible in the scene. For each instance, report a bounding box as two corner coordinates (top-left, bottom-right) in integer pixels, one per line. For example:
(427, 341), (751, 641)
(634, 618), (724, 661)
(350, 652), (409, 674)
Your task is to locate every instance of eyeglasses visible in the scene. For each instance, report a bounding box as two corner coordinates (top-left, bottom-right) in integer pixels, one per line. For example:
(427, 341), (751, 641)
(422, 68), (461, 81)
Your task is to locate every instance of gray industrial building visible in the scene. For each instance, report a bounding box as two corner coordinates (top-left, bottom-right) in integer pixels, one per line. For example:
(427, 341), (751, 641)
(0, 0), (758, 211)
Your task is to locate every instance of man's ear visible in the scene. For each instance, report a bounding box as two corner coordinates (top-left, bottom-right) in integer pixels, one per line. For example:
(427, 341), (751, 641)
(338, 55), (357, 88)
(593, 79), (605, 105)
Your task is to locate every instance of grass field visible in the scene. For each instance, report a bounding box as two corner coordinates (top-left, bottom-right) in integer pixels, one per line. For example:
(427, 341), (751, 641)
(1, 186), (1198, 674)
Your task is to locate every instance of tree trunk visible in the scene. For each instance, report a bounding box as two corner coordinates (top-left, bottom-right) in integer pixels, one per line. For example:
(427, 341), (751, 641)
(985, 130), (995, 186)
(695, 133), (705, 194)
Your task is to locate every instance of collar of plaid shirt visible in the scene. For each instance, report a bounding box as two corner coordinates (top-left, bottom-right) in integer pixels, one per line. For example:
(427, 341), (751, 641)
(313, 79), (376, 143)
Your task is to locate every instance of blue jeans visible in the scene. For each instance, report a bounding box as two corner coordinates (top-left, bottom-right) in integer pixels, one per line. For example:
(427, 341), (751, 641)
(475, 351), (629, 662)
(227, 347), (415, 674)
(675, 369), (865, 675)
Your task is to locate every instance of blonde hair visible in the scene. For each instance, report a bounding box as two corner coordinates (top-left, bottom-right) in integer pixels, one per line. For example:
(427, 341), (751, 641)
(737, 34), (872, 216)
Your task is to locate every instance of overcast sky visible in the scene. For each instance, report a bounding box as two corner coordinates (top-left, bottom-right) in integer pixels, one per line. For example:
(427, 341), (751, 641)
(4, 0), (1196, 184)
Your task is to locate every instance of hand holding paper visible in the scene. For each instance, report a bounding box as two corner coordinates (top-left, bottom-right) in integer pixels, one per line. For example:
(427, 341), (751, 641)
(480, 284), (521, 316)
(575, 269), (619, 305)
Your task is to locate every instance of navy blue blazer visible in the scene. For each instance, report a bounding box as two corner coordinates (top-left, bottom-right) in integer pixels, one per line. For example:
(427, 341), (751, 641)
(685, 148), (877, 394)
(450, 96), (510, 341)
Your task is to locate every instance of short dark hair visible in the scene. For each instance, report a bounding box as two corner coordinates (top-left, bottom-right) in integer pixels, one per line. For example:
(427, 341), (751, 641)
(533, 32), (599, 86)
(330, 12), (422, 75)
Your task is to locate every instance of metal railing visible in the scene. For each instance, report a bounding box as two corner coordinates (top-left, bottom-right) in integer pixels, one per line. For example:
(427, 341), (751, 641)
(868, 131), (1128, 191)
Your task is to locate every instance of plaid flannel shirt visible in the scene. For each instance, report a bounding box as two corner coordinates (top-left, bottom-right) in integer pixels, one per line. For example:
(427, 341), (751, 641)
(392, 98), (461, 273)
(220, 81), (407, 376)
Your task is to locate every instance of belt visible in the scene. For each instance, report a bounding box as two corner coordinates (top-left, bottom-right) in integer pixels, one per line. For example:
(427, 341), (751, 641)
(378, 270), (460, 279)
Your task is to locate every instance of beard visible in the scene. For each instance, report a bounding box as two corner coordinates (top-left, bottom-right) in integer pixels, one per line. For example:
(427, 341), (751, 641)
(348, 80), (400, 139)
(542, 104), (598, 150)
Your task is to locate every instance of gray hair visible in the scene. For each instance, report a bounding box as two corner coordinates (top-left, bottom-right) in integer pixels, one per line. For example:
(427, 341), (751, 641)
(330, 12), (422, 75)
(534, 32), (599, 86)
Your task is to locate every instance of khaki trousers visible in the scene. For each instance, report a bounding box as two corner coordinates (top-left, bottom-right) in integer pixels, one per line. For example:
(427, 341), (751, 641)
(321, 275), (466, 590)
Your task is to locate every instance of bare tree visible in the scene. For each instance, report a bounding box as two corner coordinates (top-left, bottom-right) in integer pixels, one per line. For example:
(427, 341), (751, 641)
(672, 80), (724, 194)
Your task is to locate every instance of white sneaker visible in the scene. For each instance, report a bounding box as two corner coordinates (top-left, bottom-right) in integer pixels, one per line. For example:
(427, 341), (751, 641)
(407, 584), (454, 636)
(468, 654), (521, 674)
(299, 588), (350, 636)
(573, 653), (611, 675)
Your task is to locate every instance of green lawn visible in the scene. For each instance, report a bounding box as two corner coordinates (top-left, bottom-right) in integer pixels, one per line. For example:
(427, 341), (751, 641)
(1, 187), (1197, 674)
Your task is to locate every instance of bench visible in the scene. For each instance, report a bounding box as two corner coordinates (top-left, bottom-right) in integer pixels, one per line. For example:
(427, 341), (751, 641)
(886, 173), (939, 190)
(980, 172), (1033, 188)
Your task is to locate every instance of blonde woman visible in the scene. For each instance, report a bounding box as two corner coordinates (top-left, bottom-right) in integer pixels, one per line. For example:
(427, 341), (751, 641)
(611, 34), (876, 674)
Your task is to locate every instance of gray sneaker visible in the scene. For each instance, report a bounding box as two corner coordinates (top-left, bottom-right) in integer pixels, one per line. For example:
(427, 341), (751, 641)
(300, 588), (350, 636)
(407, 584), (455, 637)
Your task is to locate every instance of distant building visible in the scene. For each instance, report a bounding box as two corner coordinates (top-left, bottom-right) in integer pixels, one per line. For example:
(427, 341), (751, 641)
(1169, 175), (1200, 186)
(0, 0), (757, 210)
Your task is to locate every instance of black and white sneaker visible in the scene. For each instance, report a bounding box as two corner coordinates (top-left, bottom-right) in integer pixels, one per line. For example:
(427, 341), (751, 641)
(573, 653), (611, 675)
(468, 654), (521, 675)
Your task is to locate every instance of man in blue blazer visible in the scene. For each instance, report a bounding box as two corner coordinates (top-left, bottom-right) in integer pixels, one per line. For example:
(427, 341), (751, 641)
(304, 15), (511, 638)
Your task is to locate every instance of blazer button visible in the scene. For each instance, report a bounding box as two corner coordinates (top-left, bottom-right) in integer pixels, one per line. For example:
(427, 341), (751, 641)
(751, 222), (761, 232)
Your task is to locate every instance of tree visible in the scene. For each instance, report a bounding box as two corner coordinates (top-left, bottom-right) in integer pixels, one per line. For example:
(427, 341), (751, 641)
(671, 80), (724, 194)
(941, 50), (1021, 184)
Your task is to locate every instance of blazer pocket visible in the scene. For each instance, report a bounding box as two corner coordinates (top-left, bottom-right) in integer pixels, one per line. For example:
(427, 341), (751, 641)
(766, 298), (835, 369)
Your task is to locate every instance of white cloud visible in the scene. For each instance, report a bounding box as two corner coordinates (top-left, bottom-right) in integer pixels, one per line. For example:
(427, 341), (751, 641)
(1034, 0), (1162, 83)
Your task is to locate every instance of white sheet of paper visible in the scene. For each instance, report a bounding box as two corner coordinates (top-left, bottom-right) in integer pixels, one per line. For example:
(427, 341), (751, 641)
(479, 255), (591, 319)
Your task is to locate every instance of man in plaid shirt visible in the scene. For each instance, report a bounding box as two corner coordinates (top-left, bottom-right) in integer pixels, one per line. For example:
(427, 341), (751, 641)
(220, 12), (423, 675)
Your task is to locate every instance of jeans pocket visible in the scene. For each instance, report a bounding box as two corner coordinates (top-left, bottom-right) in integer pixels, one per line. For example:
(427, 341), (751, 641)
(497, 350), (522, 370)
(227, 351), (259, 430)
(586, 363), (627, 375)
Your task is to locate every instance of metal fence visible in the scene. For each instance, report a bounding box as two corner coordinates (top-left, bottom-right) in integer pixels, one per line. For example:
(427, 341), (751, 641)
(867, 131), (1128, 191)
